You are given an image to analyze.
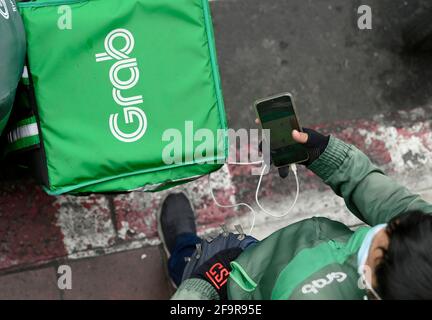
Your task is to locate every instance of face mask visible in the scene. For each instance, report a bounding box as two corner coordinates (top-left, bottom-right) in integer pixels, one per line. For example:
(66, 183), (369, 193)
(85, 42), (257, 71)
(357, 224), (387, 300)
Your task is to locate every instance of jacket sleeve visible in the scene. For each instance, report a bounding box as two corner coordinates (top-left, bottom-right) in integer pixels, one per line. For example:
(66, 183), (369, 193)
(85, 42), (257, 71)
(171, 278), (220, 300)
(308, 136), (432, 226)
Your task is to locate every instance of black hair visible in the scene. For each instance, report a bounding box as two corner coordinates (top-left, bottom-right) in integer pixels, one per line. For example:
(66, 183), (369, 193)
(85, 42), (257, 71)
(375, 210), (432, 300)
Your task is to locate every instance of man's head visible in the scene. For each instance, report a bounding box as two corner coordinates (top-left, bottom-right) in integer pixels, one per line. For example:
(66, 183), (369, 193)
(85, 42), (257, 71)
(367, 210), (432, 299)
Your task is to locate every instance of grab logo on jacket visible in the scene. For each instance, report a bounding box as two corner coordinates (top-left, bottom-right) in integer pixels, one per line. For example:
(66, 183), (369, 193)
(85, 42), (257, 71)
(0, 0), (9, 20)
(95, 28), (147, 143)
(301, 272), (347, 295)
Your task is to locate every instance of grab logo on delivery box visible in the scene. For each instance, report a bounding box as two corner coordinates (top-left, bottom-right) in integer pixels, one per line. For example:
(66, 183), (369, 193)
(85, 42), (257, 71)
(95, 29), (147, 143)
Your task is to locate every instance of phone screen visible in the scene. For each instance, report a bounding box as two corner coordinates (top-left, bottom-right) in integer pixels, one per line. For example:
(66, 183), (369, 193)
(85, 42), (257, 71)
(256, 94), (309, 167)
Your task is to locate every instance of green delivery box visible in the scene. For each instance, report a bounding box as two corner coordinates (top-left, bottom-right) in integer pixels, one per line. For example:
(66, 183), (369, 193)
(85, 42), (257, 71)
(18, 0), (227, 194)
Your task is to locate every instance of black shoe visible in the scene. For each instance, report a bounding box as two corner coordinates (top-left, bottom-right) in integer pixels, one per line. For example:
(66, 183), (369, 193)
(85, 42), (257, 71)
(157, 192), (197, 256)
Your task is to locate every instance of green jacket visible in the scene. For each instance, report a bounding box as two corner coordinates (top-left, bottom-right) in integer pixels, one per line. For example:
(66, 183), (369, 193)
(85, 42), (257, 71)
(172, 136), (432, 300)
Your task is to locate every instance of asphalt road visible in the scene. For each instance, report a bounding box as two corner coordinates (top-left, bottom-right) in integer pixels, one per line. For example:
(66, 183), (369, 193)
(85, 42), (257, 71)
(211, 0), (432, 129)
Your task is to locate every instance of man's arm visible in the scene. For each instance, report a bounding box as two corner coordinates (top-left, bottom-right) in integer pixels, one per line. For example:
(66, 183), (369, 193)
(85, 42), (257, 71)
(171, 248), (242, 300)
(308, 135), (432, 225)
(171, 278), (220, 300)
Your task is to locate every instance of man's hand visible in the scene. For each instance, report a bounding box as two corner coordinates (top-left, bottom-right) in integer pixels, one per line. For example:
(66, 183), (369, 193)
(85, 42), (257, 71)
(190, 248), (242, 300)
(292, 128), (330, 166)
(256, 118), (330, 167)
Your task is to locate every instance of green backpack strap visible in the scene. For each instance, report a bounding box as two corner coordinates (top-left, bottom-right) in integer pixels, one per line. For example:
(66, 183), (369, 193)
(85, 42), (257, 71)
(5, 115), (40, 154)
(3, 68), (41, 156)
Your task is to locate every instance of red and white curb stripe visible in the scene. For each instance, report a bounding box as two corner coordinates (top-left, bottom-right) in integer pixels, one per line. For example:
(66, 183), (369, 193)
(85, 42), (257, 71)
(0, 108), (431, 272)
(57, 165), (238, 260)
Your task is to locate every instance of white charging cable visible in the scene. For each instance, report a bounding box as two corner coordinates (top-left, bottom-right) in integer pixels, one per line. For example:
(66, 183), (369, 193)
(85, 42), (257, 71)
(209, 178), (257, 235)
(255, 164), (299, 218)
(209, 161), (300, 234)
(226, 161), (264, 166)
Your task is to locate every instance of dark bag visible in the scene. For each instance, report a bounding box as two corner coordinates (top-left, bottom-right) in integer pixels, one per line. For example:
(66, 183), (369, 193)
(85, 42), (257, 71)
(0, 0), (26, 136)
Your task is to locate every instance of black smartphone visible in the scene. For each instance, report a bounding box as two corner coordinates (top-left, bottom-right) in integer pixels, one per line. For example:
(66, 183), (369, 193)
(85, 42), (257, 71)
(255, 93), (309, 167)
